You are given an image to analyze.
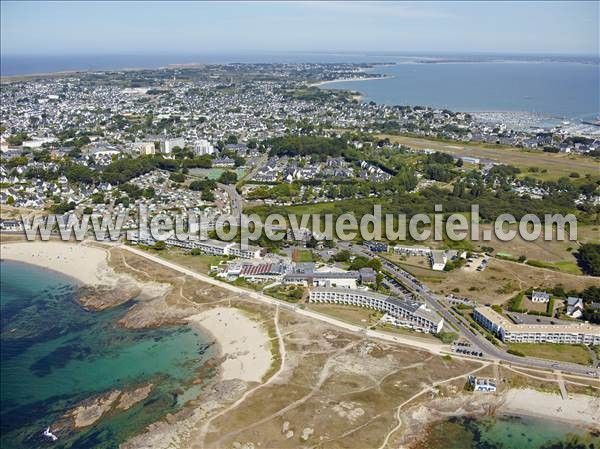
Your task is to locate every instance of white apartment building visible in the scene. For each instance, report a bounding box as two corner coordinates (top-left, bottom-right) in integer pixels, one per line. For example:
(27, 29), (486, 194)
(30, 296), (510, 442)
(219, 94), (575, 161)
(194, 139), (215, 155)
(161, 137), (185, 154)
(309, 287), (444, 333)
(133, 232), (262, 259)
(473, 307), (600, 345)
(392, 245), (432, 257)
(134, 141), (156, 155)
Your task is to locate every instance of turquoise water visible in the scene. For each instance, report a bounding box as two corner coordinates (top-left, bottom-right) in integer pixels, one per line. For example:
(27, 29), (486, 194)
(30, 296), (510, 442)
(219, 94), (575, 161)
(417, 415), (600, 449)
(0, 260), (215, 448)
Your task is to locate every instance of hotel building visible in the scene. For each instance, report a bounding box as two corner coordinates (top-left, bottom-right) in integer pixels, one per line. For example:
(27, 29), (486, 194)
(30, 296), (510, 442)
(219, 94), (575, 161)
(473, 306), (600, 345)
(309, 287), (444, 333)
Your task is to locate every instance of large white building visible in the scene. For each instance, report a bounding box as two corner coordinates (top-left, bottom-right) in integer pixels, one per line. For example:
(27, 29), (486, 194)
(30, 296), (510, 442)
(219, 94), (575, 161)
(309, 287), (444, 333)
(430, 250), (447, 271)
(134, 141), (156, 155)
(194, 139), (215, 155)
(133, 232), (262, 259)
(161, 137), (185, 154)
(473, 306), (600, 345)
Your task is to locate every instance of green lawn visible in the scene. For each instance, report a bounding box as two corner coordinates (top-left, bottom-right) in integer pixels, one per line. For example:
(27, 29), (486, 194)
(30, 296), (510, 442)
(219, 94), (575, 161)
(294, 249), (313, 262)
(157, 249), (222, 273)
(264, 285), (303, 303)
(507, 343), (593, 366)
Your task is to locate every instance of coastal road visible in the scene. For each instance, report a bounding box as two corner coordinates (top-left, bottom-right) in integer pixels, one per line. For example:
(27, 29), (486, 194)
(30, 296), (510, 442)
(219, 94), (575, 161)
(117, 243), (598, 377)
(118, 244), (446, 355)
(338, 242), (600, 378)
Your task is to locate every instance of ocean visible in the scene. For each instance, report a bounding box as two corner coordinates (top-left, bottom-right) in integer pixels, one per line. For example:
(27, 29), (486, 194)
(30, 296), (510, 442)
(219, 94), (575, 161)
(415, 415), (600, 449)
(0, 260), (215, 449)
(323, 61), (600, 127)
(2, 53), (598, 129)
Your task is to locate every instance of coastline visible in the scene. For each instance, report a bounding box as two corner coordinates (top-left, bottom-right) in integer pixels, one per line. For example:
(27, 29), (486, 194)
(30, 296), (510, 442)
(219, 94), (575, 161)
(309, 74), (392, 88)
(0, 241), (113, 286)
(499, 388), (600, 429)
(0, 239), (274, 384)
(186, 307), (272, 383)
(397, 388), (599, 448)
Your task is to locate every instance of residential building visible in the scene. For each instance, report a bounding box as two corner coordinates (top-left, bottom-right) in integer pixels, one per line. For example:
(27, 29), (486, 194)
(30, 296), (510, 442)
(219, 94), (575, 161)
(392, 245), (432, 257)
(134, 141), (156, 155)
(213, 157), (236, 168)
(309, 287), (444, 333)
(566, 297), (584, 319)
(468, 375), (497, 392)
(531, 290), (551, 303)
(161, 137), (185, 154)
(473, 306), (600, 345)
(195, 139), (215, 155)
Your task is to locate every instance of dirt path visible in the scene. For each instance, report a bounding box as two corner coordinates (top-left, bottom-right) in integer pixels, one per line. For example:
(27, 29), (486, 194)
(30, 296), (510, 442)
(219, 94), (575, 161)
(377, 363), (489, 449)
(210, 339), (363, 446)
(193, 305), (286, 448)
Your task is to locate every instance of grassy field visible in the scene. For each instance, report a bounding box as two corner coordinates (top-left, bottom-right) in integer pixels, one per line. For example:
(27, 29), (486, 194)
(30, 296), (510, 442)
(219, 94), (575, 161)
(507, 343), (593, 365)
(307, 303), (380, 327)
(378, 134), (600, 181)
(154, 248), (222, 273)
(293, 249), (314, 262)
(264, 285), (304, 303)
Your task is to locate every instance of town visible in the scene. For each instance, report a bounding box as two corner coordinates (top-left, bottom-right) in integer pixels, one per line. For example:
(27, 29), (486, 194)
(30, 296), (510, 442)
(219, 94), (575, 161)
(1, 63), (599, 443)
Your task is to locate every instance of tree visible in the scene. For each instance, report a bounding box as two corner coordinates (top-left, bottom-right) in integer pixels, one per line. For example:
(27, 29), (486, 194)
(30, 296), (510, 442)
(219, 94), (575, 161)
(218, 171), (237, 184)
(226, 135), (238, 144)
(154, 241), (166, 251)
(201, 190), (215, 201)
(170, 172), (185, 183)
(333, 250), (351, 262)
(576, 244), (600, 276)
(7, 132), (28, 146)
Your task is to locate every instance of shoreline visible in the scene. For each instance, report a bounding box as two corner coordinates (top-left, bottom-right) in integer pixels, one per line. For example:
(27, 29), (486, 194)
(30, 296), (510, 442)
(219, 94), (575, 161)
(186, 307), (272, 383)
(1, 239), (274, 384)
(0, 241), (113, 286)
(398, 388), (599, 447)
(309, 74), (392, 87)
(498, 388), (599, 429)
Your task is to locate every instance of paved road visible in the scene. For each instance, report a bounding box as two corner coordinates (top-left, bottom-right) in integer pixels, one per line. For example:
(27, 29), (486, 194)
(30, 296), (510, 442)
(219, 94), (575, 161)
(120, 244), (446, 355)
(338, 242), (600, 378)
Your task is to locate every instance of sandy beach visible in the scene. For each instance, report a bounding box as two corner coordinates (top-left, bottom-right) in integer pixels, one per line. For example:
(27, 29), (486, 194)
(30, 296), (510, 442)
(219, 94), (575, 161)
(500, 388), (600, 428)
(1, 241), (113, 286)
(187, 307), (272, 383)
(309, 75), (392, 87)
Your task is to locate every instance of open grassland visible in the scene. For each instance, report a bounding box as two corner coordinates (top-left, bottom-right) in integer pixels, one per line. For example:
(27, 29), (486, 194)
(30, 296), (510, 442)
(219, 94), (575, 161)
(307, 303), (382, 327)
(378, 134), (600, 181)
(199, 308), (484, 449)
(507, 343), (593, 366)
(151, 247), (222, 273)
(391, 256), (598, 305)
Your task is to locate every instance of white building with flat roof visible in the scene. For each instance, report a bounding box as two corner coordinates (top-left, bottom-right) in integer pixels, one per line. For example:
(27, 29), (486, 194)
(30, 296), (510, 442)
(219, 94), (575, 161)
(195, 139), (215, 155)
(473, 306), (600, 345)
(161, 137), (185, 154)
(309, 287), (444, 333)
(134, 141), (156, 155)
(468, 375), (497, 392)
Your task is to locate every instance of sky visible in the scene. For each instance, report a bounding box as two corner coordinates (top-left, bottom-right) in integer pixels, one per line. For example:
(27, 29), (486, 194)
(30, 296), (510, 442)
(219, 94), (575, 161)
(1, 1), (598, 56)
